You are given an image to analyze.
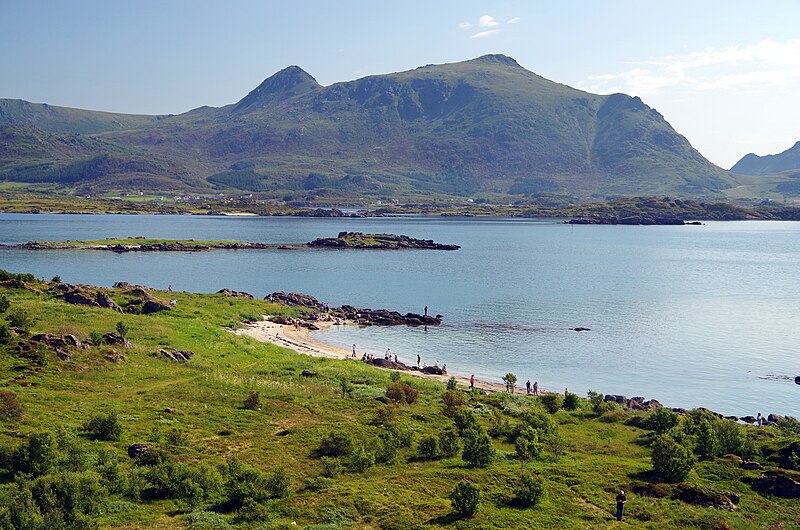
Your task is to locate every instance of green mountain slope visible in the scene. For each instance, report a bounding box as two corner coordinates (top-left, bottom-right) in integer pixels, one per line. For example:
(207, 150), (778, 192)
(1, 55), (736, 198)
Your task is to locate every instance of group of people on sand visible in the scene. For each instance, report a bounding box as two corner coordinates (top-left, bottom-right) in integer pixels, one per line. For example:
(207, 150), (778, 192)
(525, 379), (539, 396)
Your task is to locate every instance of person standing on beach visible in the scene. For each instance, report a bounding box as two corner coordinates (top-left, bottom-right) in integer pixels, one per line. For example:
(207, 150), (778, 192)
(352, 344), (356, 357)
(526, 380), (531, 394)
(533, 381), (538, 396)
(470, 375), (474, 389)
(417, 354), (421, 367)
(615, 490), (627, 521)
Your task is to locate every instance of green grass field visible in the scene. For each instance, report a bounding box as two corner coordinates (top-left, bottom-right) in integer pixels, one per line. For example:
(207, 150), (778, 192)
(0, 273), (798, 529)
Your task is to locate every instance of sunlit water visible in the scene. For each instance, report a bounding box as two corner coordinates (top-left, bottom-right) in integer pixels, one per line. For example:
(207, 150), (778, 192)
(1, 213), (799, 417)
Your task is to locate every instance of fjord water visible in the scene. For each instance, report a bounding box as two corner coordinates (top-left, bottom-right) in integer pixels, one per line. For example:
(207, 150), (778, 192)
(1, 214), (798, 417)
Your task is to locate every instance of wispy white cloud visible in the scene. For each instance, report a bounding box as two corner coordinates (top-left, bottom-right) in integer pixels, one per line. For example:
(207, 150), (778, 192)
(471, 29), (503, 39)
(458, 15), (519, 38)
(578, 38), (800, 96)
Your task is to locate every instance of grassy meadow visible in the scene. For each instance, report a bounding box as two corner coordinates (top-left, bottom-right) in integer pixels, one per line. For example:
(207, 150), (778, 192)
(0, 272), (798, 529)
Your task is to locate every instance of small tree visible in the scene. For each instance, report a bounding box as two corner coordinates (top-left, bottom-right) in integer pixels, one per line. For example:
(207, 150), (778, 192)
(8, 309), (33, 331)
(265, 467), (290, 498)
(695, 419), (720, 460)
(716, 420), (745, 455)
(586, 390), (606, 415)
(462, 428), (495, 468)
(644, 408), (680, 434)
(502, 373), (517, 393)
(450, 481), (480, 518)
(338, 377), (352, 398)
(83, 412), (123, 441)
(0, 391), (24, 421)
(51, 276), (62, 283)
(562, 393), (580, 411)
(417, 436), (439, 461)
(442, 389), (467, 417)
(243, 391), (260, 410)
(115, 321), (128, 339)
(446, 377), (458, 390)
(453, 409), (479, 434)
(515, 475), (545, 507)
(439, 426), (461, 458)
(515, 427), (543, 464)
(652, 434), (695, 482)
(348, 446), (375, 473)
(540, 393), (562, 414)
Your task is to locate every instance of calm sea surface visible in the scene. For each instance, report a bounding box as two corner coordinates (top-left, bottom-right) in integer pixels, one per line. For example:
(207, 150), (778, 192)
(1, 213), (798, 417)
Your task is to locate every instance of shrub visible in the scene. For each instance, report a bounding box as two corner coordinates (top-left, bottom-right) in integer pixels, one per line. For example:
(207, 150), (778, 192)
(83, 412), (123, 441)
(318, 430), (354, 457)
(695, 419), (720, 459)
(88, 331), (104, 347)
(716, 420), (745, 455)
(348, 446), (375, 473)
(0, 390), (23, 421)
(389, 371), (401, 383)
(442, 390), (467, 417)
(385, 383), (406, 403)
(502, 373), (517, 393)
(135, 447), (170, 467)
(562, 393), (580, 411)
(376, 431), (399, 464)
(30, 471), (107, 526)
(515, 475), (545, 506)
(515, 427), (543, 463)
(13, 431), (57, 476)
(544, 430), (568, 461)
(652, 434), (695, 482)
(417, 436), (439, 461)
(51, 276), (62, 283)
(453, 409), (478, 433)
(446, 377), (458, 390)
(520, 410), (556, 435)
(462, 428), (495, 468)
(165, 428), (189, 447)
(319, 457), (341, 478)
(439, 426), (461, 458)
(374, 403), (398, 425)
(8, 309), (33, 331)
(115, 321), (128, 339)
(0, 323), (12, 345)
(402, 384), (419, 404)
(644, 408), (680, 434)
(386, 422), (414, 448)
(226, 458), (269, 509)
(586, 390), (605, 415)
(488, 410), (512, 439)
(243, 391), (260, 410)
(450, 481), (480, 518)
(0, 295), (9, 313)
(540, 393), (562, 414)
(265, 467), (291, 498)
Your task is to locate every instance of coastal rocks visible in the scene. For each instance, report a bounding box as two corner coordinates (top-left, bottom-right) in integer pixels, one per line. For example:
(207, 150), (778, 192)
(266, 292), (323, 309)
(750, 470), (800, 499)
(19, 333), (82, 361)
(795, 376), (800, 385)
(768, 413), (784, 423)
(367, 358), (411, 370)
(567, 216), (686, 225)
(740, 416), (757, 424)
(141, 299), (171, 314)
(603, 394), (662, 410)
(570, 327), (591, 332)
(217, 288), (254, 299)
(153, 348), (194, 362)
(420, 366), (447, 375)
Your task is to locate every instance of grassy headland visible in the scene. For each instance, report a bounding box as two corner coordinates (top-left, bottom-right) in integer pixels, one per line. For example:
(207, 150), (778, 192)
(0, 271), (798, 528)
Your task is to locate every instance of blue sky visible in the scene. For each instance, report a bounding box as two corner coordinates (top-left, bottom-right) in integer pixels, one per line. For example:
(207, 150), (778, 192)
(1, 0), (799, 168)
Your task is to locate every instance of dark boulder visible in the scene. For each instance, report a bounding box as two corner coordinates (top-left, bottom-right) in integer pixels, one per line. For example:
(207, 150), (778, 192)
(141, 299), (171, 314)
(368, 358), (411, 371)
(266, 291), (323, 309)
(95, 291), (120, 310)
(751, 470), (800, 498)
(768, 413), (784, 423)
(740, 416), (757, 424)
(103, 333), (129, 346)
(127, 443), (151, 459)
(153, 348), (193, 362)
(217, 288), (255, 299)
(421, 365), (445, 375)
(741, 461), (761, 470)
(301, 370), (317, 377)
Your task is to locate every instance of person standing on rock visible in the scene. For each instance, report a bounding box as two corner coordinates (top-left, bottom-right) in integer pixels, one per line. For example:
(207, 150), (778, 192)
(615, 490), (627, 521)
(424, 305), (428, 316)
(417, 354), (421, 367)
(533, 381), (538, 396)
(526, 380), (532, 394)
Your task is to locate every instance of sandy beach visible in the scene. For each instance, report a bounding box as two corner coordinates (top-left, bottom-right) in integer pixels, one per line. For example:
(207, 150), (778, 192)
(235, 319), (518, 394)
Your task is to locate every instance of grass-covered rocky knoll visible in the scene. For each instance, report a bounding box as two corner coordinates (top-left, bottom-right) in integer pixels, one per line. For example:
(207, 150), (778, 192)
(0, 55), (742, 200)
(0, 271), (799, 528)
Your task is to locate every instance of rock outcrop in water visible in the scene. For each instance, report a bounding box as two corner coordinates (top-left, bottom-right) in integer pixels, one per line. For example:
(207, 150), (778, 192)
(308, 232), (460, 250)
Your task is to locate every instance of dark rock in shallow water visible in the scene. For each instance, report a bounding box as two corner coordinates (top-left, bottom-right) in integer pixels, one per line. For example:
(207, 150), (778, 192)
(795, 376), (800, 385)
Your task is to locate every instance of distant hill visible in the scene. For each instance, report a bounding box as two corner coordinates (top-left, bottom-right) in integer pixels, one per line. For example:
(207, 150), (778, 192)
(731, 141), (800, 176)
(0, 55), (737, 199)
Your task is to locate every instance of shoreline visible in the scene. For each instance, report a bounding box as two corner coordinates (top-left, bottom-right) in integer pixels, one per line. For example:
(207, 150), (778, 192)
(234, 319), (515, 394)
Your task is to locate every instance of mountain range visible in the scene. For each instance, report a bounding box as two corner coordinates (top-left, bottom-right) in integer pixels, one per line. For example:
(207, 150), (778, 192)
(0, 55), (786, 201)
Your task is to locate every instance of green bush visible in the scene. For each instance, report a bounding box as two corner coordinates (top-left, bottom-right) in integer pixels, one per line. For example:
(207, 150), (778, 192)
(13, 431), (57, 476)
(318, 430), (354, 457)
(439, 426), (461, 458)
(225, 458), (269, 509)
(695, 419), (720, 459)
(586, 390), (605, 415)
(644, 408), (680, 434)
(540, 393), (562, 414)
(652, 434), (696, 483)
(716, 420), (745, 455)
(165, 427), (189, 447)
(453, 409), (478, 433)
(386, 422), (414, 448)
(83, 412), (123, 441)
(515, 475), (545, 506)
(0, 324), (12, 345)
(446, 377), (458, 390)
(8, 309), (33, 331)
(515, 427), (543, 463)
(417, 436), (439, 461)
(88, 331), (104, 347)
(562, 393), (580, 411)
(450, 480), (480, 518)
(30, 471), (107, 526)
(115, 321), (128, 339)
(462, 428), (495, 468)
(0, 295), (9, 313)
(348, 446), (375, 473)
(488, 410), (512, 438)
(265, 467), (291, 498)
(319, 456), (341, 478)
(442, 390), (467, 417)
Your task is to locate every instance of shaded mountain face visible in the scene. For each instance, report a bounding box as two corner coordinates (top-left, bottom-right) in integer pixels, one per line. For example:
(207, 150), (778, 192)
(0, 55), (735, 198)
(731, 141), (800, 176)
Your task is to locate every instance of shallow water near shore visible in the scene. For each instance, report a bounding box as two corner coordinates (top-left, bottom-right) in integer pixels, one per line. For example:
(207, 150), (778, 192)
(1, 213), (799, 417)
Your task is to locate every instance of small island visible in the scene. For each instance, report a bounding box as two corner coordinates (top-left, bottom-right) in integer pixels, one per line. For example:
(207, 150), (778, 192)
(0, 233), (460, 252)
